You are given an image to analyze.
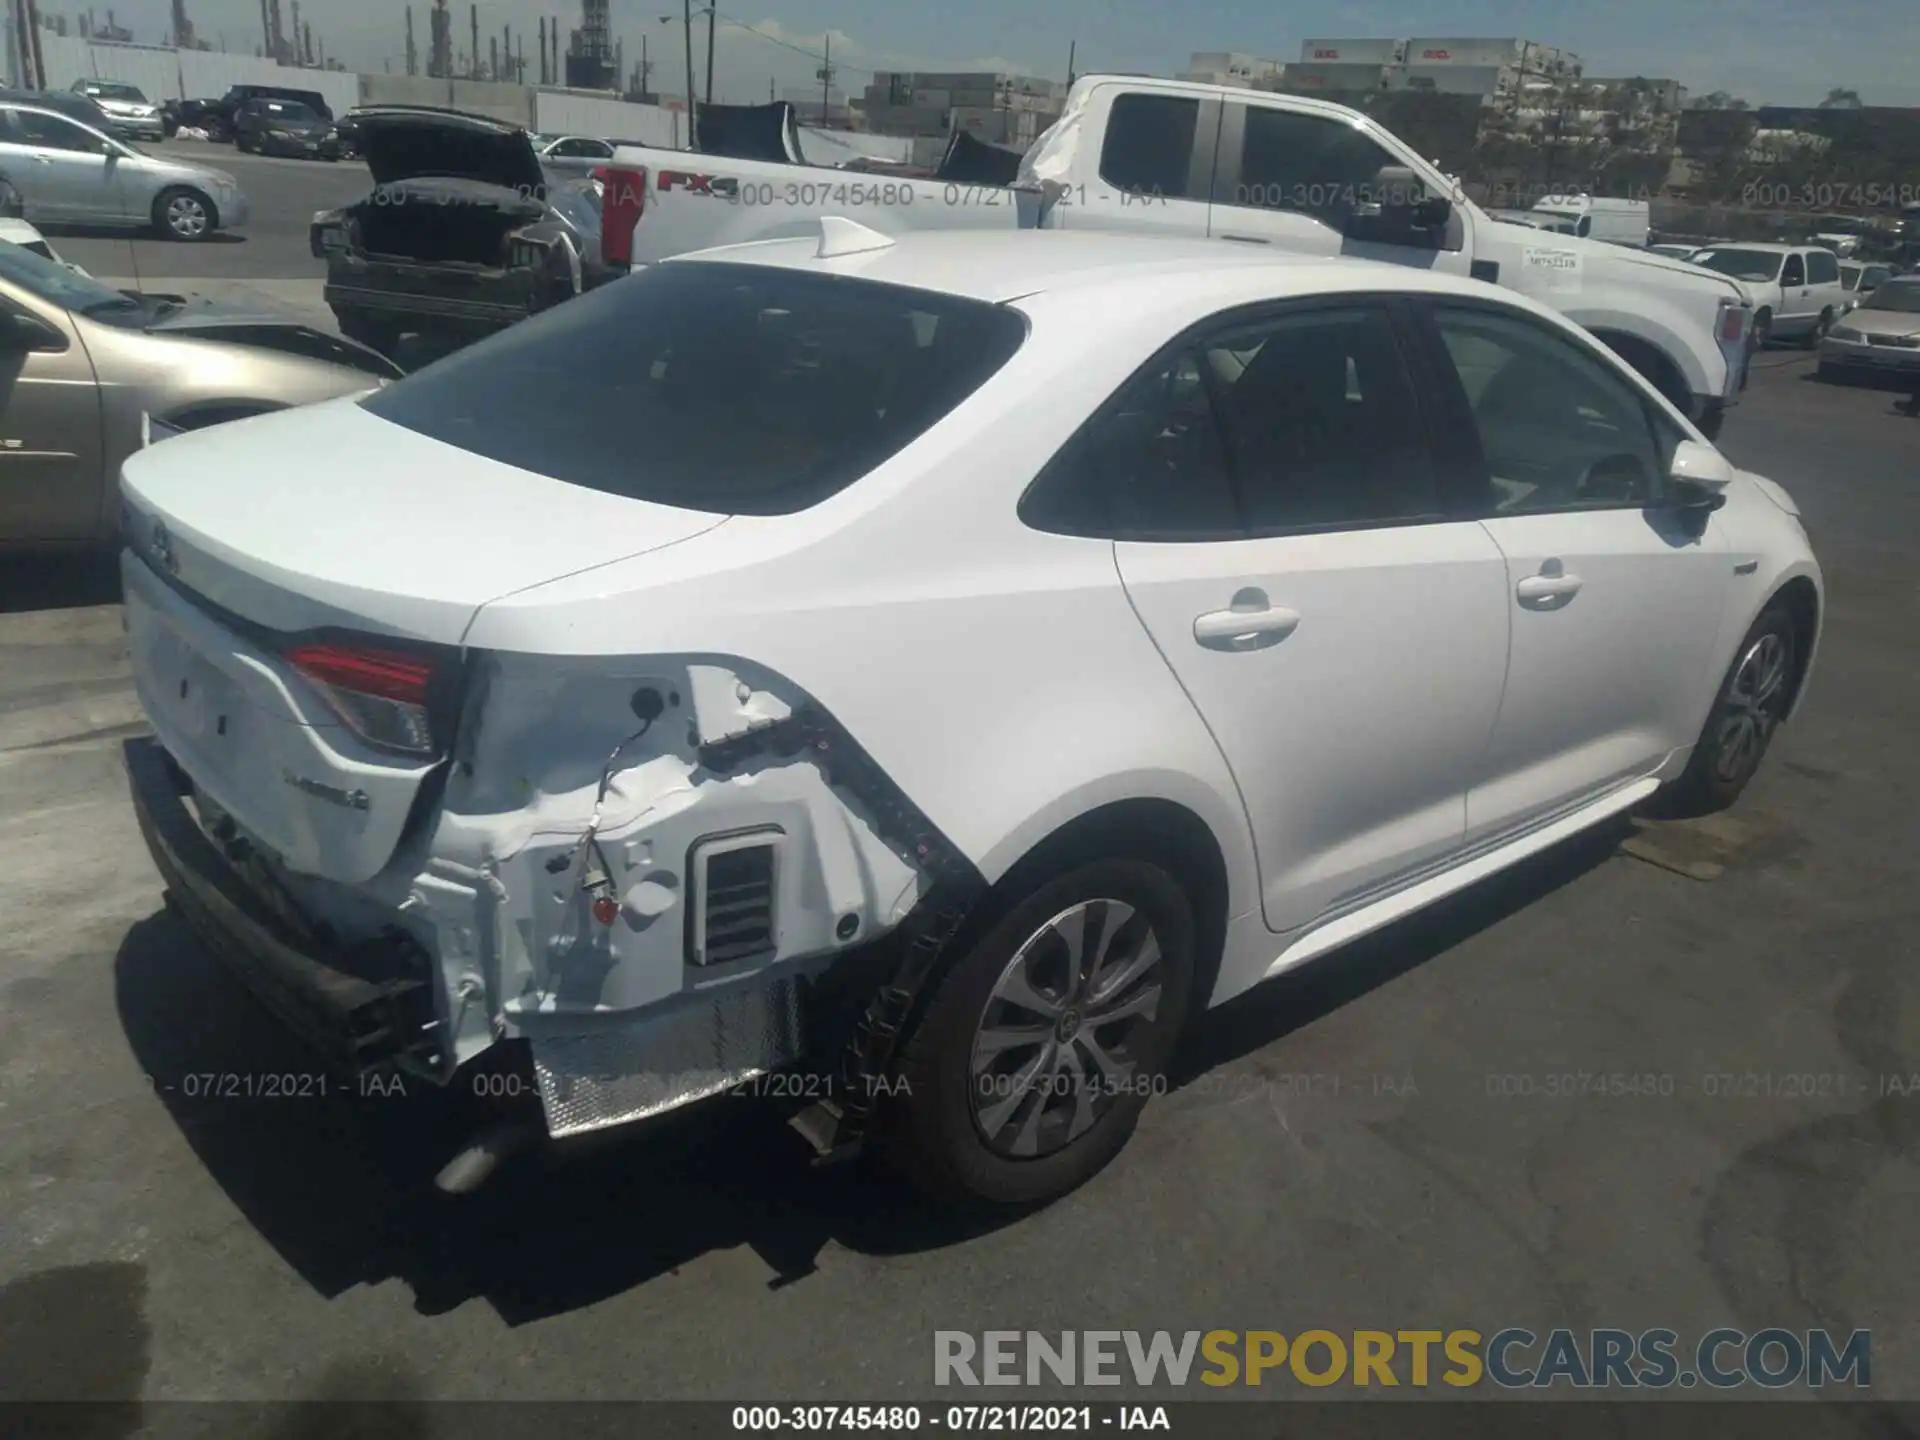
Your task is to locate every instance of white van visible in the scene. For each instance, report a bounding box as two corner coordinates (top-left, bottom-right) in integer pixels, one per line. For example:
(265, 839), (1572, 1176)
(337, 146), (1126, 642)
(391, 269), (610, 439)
(1530, 193), (1651, 247)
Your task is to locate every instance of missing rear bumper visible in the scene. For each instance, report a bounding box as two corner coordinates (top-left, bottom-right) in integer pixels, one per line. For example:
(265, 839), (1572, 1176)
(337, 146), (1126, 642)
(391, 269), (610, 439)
(124, 736), (445, 1080)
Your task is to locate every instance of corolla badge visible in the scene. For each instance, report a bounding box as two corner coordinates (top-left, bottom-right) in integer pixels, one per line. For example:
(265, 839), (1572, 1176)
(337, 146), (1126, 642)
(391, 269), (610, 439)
(149, 517), (179, 574)
(282, 769), (371, 811)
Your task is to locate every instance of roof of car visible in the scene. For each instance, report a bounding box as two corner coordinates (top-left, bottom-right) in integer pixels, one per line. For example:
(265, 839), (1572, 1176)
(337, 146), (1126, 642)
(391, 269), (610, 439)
(670, 228), (1522, 309)
(1693, 241), (1803, 254)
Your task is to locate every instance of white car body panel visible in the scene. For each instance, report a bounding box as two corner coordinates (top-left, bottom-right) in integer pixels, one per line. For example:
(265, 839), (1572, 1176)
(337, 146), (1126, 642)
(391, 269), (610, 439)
(118, 230), (1823, 1141)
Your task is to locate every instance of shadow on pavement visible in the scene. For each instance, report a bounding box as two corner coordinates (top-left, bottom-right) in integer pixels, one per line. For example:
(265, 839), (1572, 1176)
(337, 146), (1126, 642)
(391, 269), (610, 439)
(38, 222), (245, 246)
(114, 820), (1629, 1326)
(0, 551), (121, 614)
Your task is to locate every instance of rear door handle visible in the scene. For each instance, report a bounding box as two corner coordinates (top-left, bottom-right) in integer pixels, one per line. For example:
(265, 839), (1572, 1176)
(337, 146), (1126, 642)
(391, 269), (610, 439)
(1515, 572), (1583, 605)
(1193, 604), (1300, 649)
(1217, 234), (1270, 245)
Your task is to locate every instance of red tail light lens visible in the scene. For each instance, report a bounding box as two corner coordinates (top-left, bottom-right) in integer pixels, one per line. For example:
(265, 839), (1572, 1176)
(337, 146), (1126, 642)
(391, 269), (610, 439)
(1719, 302), (1748, 344)
(285, 642), (437, 756)
(600, 165), (646, 266)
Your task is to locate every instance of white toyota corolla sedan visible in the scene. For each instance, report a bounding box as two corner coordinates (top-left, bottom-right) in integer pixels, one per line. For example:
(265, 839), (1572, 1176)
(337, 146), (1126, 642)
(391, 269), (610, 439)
(119, 225), (1821, 1207)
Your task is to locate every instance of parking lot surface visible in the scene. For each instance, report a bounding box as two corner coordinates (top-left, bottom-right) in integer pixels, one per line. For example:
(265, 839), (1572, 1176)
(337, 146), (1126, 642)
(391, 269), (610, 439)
(1, 339), (1917, 1404)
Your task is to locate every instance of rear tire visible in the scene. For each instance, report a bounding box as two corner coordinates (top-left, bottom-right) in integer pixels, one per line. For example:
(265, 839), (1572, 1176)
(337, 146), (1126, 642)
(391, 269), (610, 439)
(1803, 308), (1835, 349)
(878, 857), (1196, 1207)
(1663, 602), (1798, 816)
(1751, 308), (1773, 349)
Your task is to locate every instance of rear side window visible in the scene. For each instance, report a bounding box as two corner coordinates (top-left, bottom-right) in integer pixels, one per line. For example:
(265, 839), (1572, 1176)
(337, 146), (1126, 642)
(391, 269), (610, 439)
(1806, 249), (1839, 284)
(360, 262), (1027, 515)
(1098, 94), (1206, 201)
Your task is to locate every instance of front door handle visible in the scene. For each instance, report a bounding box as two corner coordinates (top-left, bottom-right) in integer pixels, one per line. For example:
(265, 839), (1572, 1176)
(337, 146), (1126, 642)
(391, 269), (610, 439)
(1217, 233), (1270, 245)
(1515, 572), (1583, 606)
(1193, 603), (1300, 649)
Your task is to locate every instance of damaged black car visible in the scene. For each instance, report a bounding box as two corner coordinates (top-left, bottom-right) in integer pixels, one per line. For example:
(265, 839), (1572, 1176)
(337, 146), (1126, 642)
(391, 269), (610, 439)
(309, 106), (616, 360)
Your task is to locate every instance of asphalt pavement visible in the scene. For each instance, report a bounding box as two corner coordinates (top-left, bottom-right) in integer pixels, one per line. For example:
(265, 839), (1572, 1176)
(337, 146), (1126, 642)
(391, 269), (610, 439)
(0, 347), (1917, 1408)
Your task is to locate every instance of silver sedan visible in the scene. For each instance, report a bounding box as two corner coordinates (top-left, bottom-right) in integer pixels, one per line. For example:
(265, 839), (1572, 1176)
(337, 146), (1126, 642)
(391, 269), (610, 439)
(1817, 277), (1920, 382)
(0, 100), (248, 240)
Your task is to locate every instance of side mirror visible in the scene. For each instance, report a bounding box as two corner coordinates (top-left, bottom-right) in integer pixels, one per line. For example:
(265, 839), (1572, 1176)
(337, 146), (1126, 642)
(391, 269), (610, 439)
(1668, 440), (1731, 516)
(1670, 438), (1734, 491)
(1343, 164), (1452, 244)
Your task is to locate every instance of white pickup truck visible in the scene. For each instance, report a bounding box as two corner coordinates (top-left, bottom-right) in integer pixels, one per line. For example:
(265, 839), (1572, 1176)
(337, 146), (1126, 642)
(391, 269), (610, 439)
(603, 75), (1753, 435)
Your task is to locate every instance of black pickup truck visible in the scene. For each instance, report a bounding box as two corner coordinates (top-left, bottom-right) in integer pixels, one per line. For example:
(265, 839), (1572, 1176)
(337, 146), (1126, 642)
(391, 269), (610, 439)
(309, 106), (615, 359)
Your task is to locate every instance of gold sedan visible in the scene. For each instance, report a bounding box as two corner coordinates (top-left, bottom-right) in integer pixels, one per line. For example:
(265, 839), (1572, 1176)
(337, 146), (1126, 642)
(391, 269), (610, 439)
(0, 241), (401, 549)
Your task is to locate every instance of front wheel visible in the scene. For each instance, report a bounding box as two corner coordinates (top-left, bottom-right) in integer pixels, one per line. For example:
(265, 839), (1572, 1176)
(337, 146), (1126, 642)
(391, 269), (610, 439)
(1804, 308), (1835, 349)
(153, 187), (215, 241)
(1664, 603), (1798, 816)
(879, 858), (1196, 1207)
(1751, 308), (1773, 349)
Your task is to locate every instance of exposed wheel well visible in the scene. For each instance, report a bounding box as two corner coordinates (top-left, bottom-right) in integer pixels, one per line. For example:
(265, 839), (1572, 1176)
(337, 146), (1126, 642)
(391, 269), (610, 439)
(1593, 329), (1694, 416)
(1770, 576), (1820, 716)
(985, 798), (1231, 1018)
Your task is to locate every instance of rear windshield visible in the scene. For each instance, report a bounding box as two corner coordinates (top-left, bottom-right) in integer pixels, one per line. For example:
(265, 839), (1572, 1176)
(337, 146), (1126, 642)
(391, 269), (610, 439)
(359, 261), (1028, 515)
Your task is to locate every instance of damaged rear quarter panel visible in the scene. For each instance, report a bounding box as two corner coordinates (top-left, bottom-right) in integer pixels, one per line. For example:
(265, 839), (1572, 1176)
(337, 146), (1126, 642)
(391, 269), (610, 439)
(413, 650), (926, 1067)
(457, 302), (1262, 977)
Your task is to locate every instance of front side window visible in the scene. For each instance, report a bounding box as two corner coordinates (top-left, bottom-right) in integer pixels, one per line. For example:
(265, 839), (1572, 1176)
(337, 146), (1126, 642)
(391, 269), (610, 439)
(1430, 306), (1665, 515)
(1781, 253), (1806, 287)
(1098, 94), (1206, 201)
(360, 261), (1027, 515)
(1223, 105), (1395, 226)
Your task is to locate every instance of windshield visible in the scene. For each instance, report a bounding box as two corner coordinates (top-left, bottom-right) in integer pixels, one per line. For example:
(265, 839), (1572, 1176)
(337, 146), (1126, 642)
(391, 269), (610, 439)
(0, 234), (148, 320)
(1863, 281), (1920, 314)
(1689, 248), (1784, 282)
(80, 82), (145, 102)
(360, 261), (1028, 515)
(260, 102), (320, 123)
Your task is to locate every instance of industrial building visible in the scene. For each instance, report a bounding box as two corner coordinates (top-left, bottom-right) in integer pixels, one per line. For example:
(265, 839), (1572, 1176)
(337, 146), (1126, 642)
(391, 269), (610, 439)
(1287, 37), (1582, 108)
(1175, 52), (1286, 89)
(858, 71), (1064, 146)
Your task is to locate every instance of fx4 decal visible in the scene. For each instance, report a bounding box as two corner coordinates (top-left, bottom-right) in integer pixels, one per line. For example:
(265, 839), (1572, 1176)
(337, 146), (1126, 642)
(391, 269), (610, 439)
(657, 170), (739, 200)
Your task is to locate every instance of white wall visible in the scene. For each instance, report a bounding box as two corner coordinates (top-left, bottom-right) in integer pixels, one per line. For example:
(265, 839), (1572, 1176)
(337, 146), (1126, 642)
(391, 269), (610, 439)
(534, 91), (680, 147)
(34, 33), (358, 116)
(795, 127), (915, 164)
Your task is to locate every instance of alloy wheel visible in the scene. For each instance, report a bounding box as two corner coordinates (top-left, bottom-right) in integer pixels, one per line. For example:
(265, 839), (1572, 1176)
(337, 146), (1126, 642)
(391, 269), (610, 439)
(968, 898), (1165, 1159)
(167, 194), (209, 239)
(1713, 629), (1792, 783)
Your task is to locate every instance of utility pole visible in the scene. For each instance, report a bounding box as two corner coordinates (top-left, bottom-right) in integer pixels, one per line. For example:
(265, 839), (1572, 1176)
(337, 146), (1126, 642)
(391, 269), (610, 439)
(681, 0), (695, 138)
(1066, 40), (1075, 86)
(537, 17), (547, 84)
(289, 0), (300, 61)
(637, 33), (650, 100)
(704, 3), (714, 107)
(468, 3), (478, 80)
(819, 32), (832, 126)
(404, 6), (416, 76)
(488, 35), (497, 80)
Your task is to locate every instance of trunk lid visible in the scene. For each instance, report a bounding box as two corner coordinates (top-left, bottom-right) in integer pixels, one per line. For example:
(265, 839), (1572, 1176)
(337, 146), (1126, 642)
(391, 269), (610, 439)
(120, 399), (728, 885)
(354, 106), (547, 193)
(118, 398), (726, 647)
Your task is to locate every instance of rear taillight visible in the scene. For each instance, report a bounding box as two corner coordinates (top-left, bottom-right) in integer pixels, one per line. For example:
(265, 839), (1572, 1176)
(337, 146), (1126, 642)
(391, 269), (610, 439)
(600, 165), (646, 267)
(285, 642), (436, 756)
(1718, 301), (1748, 344)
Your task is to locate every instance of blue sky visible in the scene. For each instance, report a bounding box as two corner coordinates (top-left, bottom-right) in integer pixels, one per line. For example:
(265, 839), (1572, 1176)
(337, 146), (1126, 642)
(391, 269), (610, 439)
(47, 1), (1920, 108)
